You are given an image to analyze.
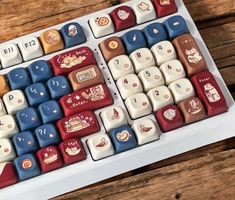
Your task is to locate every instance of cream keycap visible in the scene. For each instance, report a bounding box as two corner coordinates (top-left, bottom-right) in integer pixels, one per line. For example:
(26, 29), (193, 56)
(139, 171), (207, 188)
(125, 93), (152, 119)
(0, 138), (16, 163)
(132, 118), (160, 145)
(0, 99), (6, 116)
(168, 78), (195, 104)
(108, 55), (134, 80)
(147, 86), (174, 111)
(129, 48), (155, 73)
(160, 59), (186, 85)
(101, 106), (127, 131)
(151, 41), (176, 66)
(116, 74), (143, 99)
(0, 43), (22, 68)
(3, 90), (28, 115)
(138, 66), (165, 92)
(0, 115), (19, 138)
(18, 36), (44, 61)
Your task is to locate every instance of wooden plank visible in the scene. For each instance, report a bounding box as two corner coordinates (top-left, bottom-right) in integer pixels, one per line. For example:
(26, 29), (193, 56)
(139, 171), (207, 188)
(220, 66), (235, 86)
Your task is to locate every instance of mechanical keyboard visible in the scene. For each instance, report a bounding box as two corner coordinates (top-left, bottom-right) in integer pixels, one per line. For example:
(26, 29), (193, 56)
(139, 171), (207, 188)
(0, 0), (235, 199)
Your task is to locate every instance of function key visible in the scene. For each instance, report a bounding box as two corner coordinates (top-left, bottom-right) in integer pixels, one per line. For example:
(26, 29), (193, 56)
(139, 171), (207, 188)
(110, 6), (136, 31)
(0, 99), (6, 116)
(60, 22), (86, 48)
(0, 138), (16, 163)
(152, 0), (177, 17)
(173, 34), (207, 76)
(0, 75), (10, 97)
(89, 14), (114, 38)
(0, 162), (17, 189)
(0, 115), (19, 138)
(39, 29), (64, 54)
(18, 36), (44, 61)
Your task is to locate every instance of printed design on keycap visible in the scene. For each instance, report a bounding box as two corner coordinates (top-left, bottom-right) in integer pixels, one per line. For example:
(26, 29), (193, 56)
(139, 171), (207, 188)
(68, 25), (78, 37)
(47, 31), (59, 44)
(204, 83), (221, 102)
(116, 130), (130, 142)
(163, 108), (176, 121)
(41, 147), (58, 164)
(117, 9), (130, 20)
(96, 17), (110, 26)
(64, 140), (82, 156)
(187, 99), (202, 114)
(22, 158), (33, 169)
(185, 48), (202, 64)
(160, 0), (171, 6)
(139, 124), (153, 133)
(96, 137), (109, 148)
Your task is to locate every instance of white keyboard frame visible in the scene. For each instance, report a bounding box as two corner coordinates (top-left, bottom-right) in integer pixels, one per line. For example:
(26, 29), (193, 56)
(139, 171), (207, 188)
(1, 0), (235, 199)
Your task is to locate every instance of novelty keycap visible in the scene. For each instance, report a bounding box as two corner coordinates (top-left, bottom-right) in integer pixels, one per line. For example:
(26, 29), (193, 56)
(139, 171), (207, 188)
(152, 0), (177, 17)
(0, 115), (19, 138)
(0, 138), (16, 163)
(0, 162), (17, 189)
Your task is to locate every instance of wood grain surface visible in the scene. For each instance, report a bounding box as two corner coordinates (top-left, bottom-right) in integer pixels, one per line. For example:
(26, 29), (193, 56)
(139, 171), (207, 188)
(0, 0), (235, 199)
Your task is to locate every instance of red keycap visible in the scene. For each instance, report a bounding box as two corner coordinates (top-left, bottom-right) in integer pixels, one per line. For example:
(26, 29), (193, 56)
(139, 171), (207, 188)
(110, 6), (136, 31)
(155, 104), (184, 132)
(36, 146), (63, 173)
(60, 84), (113, 116)
(191, 71), (227, 117)
(50, 47), (96, 76)
(0, 162), (17, 189)
(152, 0), (177, 17)
(56, 110), (100, 140)
(59, 138), (86, 165)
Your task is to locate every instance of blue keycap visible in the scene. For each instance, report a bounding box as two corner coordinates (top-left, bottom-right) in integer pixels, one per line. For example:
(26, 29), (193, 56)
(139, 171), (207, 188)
(47, 76), (72, 99)
(12, 131), (38, 156)
(164, 15), (189, 40)
(16, 108), (41, 131)
(122, 30), (147, 54)
(143, 23), (168, 47)
(28, 60), (53, 83)
(60, 22), (86, 48)
(38, 100), (63, 124)
(14, 153), (40, 181)
(25, 83), (50, 106)
(7, 68), (31, 89)
(35, 124), (60, 148)
(109, 125), (137, 153)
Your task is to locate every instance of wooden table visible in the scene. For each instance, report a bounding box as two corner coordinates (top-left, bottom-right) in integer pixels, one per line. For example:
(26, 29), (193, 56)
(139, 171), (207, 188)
(1, 0), (235, 199)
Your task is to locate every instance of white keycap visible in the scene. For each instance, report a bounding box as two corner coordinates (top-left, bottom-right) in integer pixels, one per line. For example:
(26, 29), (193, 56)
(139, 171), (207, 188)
(151, 41), (177, 66)
(101, 106), (127, 131)
(89, 14), (114, 38)
(87, 133), (114, 161)
(132, 118), (160, 145)
(129, 48), (155, 73)
(3, 90), (28, 115)
(160, 59), (186, 85)
(133, 0), (156, 24)
(0, 138), (16, 163)
(125, 93), (152, 119)
(147, 86), (174, 111)
(0, 43), (22, 68)
(168, 78), (195, 104)
(0, 115), (19, 138)
(18, 36), (43, 61)
(138, 66), (165, 92)
(116, 74), (143, 99)
(108, 55), (134, 80)
(0, 99), (6, 116)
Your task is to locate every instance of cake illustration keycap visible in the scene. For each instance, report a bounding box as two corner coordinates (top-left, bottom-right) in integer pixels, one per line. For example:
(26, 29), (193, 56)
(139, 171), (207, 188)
(60, 84), (113, 116)
(0, 75), (10, 97)
(191, 71), (227, 116)
(0, 115), (19, 138)
(0, 138), (16, 163)
(57, 110), (100, 140)
(0, 162), (17, 189)
(152, 0), (177, 17)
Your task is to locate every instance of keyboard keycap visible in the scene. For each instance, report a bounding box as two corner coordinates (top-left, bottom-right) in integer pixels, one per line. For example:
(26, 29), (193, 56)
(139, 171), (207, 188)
(18, 36), (44, 61)
(56, 110), (100, 140)
(172, 34), (207, 76)
(0, 162), (17, 189)
(0, 99), (6, 116)
(50, 47), (96, 75)
(0, 138), (16, 162)
(60, 84), (113, 116)
(39, 29), (64, 54)
(60, 22), (86, 48)
(0, 115), (19, 138)
(152, 0), (177, 17)
(87, 133), (114, 161)
(0, 75), (10, 97)
(191, 71), (227, 116)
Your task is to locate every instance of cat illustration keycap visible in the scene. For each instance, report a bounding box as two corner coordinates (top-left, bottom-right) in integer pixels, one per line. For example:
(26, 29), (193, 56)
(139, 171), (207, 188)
(18, 36), (43, 61)
(101, 106), (128, 131)
(89, 14), (114, 38)
(57, 110), (100, 140)
(0, 138), (16, 162)
(36, 146), (63, 173)
(0, 115), (19, 138)
(132, 118), (160, 145)
(39, 29), (64, 54)
(60, 84), (113, 116)
(152, 0), (177, 17)
(35, 124), (60, 148)
(59, 138), (86, 164)
(87, 133), (114, 160)
(0, 99), (6, 116)
(0, 75), (10, 97)
(125, 93), (152, 119)
(60, 22), (86, 48)
(0, 163), (17, 189)
(191, 71), (227, 116)
(3, 90), (28, 114)
(14, 154), (40, 181)
(0, 43), (22, 68)
(173, 34), (207, 76)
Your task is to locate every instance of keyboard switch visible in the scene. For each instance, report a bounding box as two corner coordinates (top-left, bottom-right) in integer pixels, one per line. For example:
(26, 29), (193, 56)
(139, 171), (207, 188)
(0, 115), (19, 138)
(0, 138), (16, 163)
(0, 162), (17, 189)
